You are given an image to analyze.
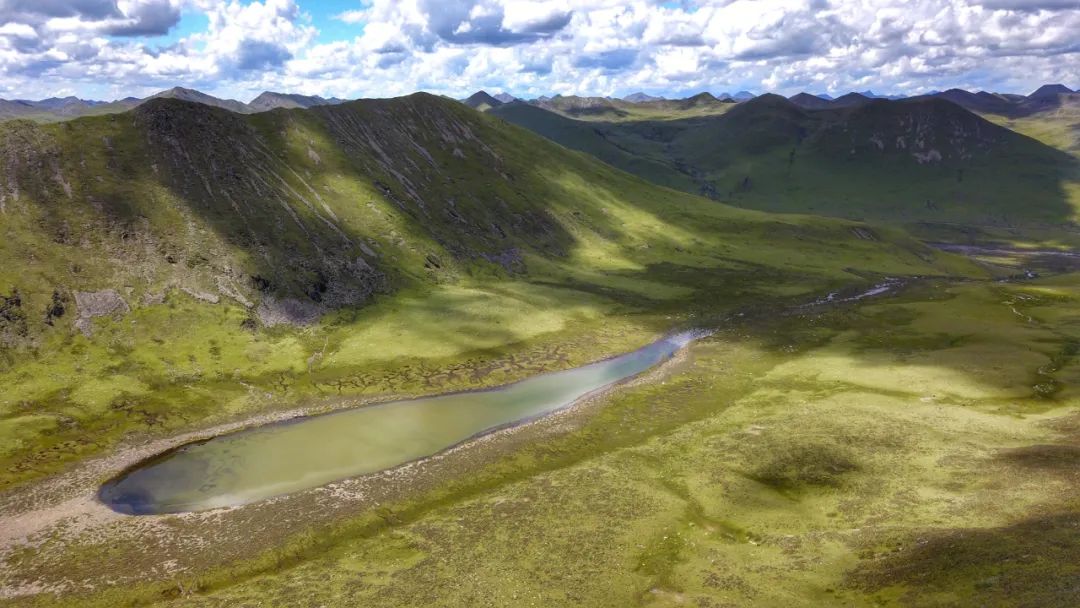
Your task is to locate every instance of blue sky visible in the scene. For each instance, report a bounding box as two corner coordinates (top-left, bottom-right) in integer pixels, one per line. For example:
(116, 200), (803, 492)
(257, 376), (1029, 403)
(0, 0), (1076, 102)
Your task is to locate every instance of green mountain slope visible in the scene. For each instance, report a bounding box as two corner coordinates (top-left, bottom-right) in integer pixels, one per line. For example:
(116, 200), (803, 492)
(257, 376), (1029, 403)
(528, 93), (735, 122)
(0, 93), (978, 488)
(492, 93), (1080, 237)
(982, 93), (1080, 158)
(487, 102), (699, 192)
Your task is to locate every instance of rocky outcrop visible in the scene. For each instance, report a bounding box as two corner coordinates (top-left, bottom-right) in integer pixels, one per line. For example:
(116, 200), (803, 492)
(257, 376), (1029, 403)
(74, 290), (129, 335)
(256, 298), (322, 327)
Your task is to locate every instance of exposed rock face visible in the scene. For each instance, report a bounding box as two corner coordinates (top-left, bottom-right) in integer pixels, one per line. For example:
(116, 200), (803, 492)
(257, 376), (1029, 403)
(0, 91), (703, 336)
(181, 287), (220, 304)
(75, 290), (129, 317)
(131, 98), (390, 318)
(256, 298), (322, 327)
(0, 290), (27, 347)
(480, 248), (525, 273)
(74, 290), (130, 335)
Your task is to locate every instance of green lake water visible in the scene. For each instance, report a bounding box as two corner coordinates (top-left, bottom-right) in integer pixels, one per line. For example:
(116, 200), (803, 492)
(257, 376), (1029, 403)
(99, 331), (699, 515)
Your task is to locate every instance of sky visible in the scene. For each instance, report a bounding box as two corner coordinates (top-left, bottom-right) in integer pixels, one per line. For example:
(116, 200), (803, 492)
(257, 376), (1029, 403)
(0, 0), (1077, 102)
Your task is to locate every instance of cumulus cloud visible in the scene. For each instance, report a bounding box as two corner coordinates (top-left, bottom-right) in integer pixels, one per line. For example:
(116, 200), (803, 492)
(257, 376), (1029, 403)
(0, 0), (1076, 101)
(975, 0), (1079, 10)
(0, 0), (182, 37)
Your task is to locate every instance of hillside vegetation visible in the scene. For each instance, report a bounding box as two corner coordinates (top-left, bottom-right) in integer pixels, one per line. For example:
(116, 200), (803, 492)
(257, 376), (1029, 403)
(8, 94), (1080, 608)
(491, 94), (1080, 240)
(0, 94), (976, 490)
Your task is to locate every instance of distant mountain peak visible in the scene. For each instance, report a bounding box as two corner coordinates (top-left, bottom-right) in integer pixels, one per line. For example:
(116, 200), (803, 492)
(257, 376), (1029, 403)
(788, 92), (832, 109)
(248, 91), (341, 111)
(624, 92), (664, 103)
(830, 92), (873, 108)
(1029, 84), (1074, 99)
(685, 92), (718, 102)
(858, 90), (905, 100)
(732, 90), (755, 101)
(149, 87), (250, 113)
(493, 92), (518, 104)
(463, 90), (503, 109)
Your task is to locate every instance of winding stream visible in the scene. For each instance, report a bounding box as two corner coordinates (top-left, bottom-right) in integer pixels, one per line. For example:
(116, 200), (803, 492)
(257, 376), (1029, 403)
(100, 331), (701, 515)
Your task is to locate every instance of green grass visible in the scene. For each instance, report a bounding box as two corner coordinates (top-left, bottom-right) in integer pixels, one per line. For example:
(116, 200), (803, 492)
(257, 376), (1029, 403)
(11, 273), (1080, 606)
(493, 96), (1080, 241)
(5, 94), (1070, 608)
(0, 94), (983, 491)
(188, 276), (1080, 607)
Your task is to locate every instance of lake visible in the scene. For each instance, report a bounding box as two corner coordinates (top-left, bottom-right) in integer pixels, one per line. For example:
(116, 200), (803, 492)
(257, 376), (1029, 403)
(99, 331), (700, 515)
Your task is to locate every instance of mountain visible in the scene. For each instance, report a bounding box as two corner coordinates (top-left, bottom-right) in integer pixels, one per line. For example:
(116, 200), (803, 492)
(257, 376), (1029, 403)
(0, 89), (349, 121)
(624, 92), (664, 103)
(248, 91), (344, 111)
(147, 86), (251, 114)
(859, 90), (905, 100)
(1008, 86), (1080, 119)
(0, 99), (41, 120)
(488, 101), (699, 192)
(17, 97), (106, 116)
(6, 84), (1077, 127)
(522, 93), (735, 122)
(532, 94), (615, 113)
(788, 92), (833, 110)
(676, 92), (720, 107)
(930, 89), (1017, 114)
(830, 92), (873, 108)
(1029, 84), (1074, 99)
(0, 92), (972, 491)
(463, 90), (504, 110)
(917, 85), (1080, 123)
(492, 93), (1079, 231)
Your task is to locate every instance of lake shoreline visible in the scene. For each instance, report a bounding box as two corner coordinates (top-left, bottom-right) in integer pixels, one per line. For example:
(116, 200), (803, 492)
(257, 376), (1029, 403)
(0, 328), (697, 553)
(0, 276), (914, 600)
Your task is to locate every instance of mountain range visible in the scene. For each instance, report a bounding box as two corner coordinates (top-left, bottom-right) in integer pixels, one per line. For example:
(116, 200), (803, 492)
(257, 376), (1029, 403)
(2, 74), (1080, 608)
(5, 83), (1075, 126)
(486, 89), (1079, 238)
(0, 87), (348, 122)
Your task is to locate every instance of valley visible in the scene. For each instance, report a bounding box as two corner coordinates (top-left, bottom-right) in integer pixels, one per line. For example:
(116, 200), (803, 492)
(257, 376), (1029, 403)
(2, 82), (1080, 608)
(488, 92), (1080, 242)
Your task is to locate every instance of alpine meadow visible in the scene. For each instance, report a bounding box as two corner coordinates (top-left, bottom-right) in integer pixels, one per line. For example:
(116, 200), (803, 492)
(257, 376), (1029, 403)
(1, 1), (1079, 607)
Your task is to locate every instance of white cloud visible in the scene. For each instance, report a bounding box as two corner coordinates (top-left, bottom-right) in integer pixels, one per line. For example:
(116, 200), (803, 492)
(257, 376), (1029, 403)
(334, 9), (366, 24)
(0, 0), (1076, 101)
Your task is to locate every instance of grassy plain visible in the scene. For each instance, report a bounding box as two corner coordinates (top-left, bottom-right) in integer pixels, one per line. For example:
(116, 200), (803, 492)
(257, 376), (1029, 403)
(9, 267), (1080, 606)
(172, 275), (1080, 607)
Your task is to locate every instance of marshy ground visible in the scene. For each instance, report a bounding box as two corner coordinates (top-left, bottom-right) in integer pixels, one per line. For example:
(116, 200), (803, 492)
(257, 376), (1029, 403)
(5, 253), (1080, 607)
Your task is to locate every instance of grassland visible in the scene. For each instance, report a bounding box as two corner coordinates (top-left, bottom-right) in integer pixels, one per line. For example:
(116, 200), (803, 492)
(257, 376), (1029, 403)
(0, 94), (980, 493)
(209, 273), (1080, 608)
(1, 94), (1076, 608)
(8, 260), (1080, 607)
(492, 96), (1080, 242)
